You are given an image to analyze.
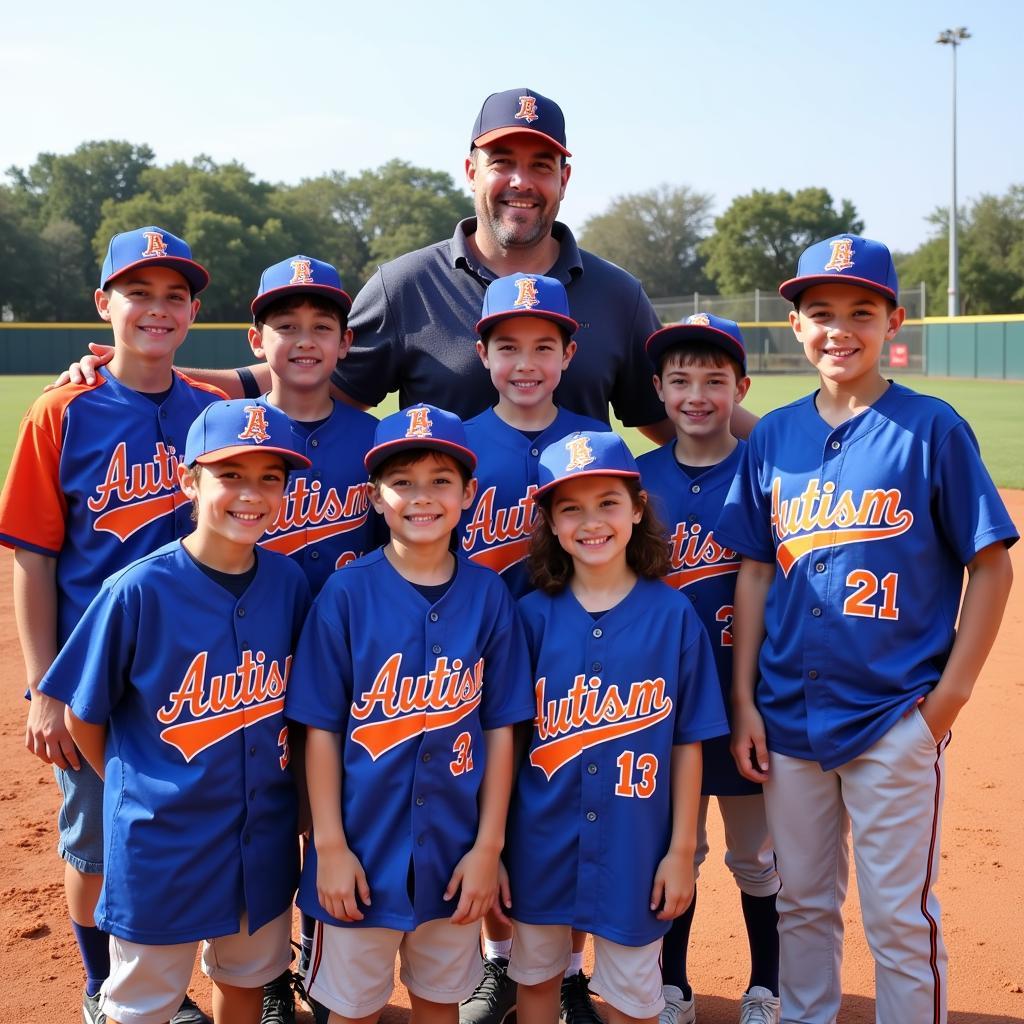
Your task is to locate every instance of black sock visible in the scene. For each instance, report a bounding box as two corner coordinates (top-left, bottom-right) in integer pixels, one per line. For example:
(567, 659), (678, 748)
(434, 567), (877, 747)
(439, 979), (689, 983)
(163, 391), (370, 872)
(660, 886), (696, 1000)
(741, 890), (779, 996)
(71, 921), (110, 997)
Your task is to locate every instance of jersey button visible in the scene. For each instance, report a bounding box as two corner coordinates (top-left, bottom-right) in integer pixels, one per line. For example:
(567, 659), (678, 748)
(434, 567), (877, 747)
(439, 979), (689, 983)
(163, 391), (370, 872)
(531, 448), (540, 457)
(691, 484), (700, 494)
(432, 643), (442, 655)
(238, 608), (246, 618)
(422, 752), (432, 763)
(416, 796), (425, 806)
(243, 834), (251, 845)
(831, 440), (841, 450)
(808, 670), (819, 680)
(587, 763), (598, 775)
(311, 439), (319, 447)
(592, 627), (602, 638)
(417, 835), (425, 846)
(815, 562), (826, 573)
(310, 550), (320, 560)
(585, 811), (598, 822)
(430, 612), (439, 622)
(249, 745), (257, 756)
(688, 515), (697, 523)
(591, 662), (602, 673)
(811, 607), (822, 617)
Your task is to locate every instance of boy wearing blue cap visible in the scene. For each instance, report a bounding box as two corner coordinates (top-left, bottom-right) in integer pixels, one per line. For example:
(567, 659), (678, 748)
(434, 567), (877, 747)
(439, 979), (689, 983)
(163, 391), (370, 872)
(247, 257), (381, 1017)
(0, 226), (227, 1023)
(285, 405), (535, 1024)
(638, 316), (780, 1024)
(461, 273), (607, 598)
(459, 273), (607, 1024)
(716, 235), (1017, 1022)
(37, 399), (313, 1024)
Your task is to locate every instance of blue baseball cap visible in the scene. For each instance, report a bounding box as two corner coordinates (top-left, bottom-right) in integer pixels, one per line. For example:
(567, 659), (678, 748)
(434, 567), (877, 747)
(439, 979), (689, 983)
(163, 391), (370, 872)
(471, 88), (571, 157)
(779, 234), (899, 303)
(251, 255), (352, 322)
(100, 226), (210, 295)
(365, 404), (477, 474)
(476, 273), (579, 338)
(185, 400), (311, 469)
(534, 431), (640, 500)
(646, 312), (747, 375)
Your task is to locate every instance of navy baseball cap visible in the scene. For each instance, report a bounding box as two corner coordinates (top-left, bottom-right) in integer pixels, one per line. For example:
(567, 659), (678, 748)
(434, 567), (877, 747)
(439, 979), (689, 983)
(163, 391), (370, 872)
(534, 431), (640, 500)
(779, 234), (899, 303)
(476, 273), (579, 338)
(100, 226), (210, 295)
(646, 313), (747, 375)
(185, 400), (311, 469)
(251, 255), (352, 322)
(365, 404), (477, 474)
(471, 88), (571, 157)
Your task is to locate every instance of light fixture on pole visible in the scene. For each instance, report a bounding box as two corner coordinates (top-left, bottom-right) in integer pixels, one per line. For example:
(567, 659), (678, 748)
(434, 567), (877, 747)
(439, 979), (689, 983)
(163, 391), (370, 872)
(936, 26), (970, 317)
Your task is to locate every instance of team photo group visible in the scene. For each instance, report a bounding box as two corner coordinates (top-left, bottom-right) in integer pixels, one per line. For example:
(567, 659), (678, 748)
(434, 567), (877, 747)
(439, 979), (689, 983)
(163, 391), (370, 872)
(0, 88), (1016, 1024)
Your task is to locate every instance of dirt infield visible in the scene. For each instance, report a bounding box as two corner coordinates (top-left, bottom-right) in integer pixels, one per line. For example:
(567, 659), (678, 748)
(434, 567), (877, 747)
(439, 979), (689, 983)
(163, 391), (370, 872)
(0, 494), (1021, 1024)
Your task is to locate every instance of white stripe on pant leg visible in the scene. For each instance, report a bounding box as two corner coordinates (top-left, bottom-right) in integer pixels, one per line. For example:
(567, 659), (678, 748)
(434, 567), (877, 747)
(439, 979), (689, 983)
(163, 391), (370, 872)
(840, 711), (949, 1024)
(763, 752), (848, 1024)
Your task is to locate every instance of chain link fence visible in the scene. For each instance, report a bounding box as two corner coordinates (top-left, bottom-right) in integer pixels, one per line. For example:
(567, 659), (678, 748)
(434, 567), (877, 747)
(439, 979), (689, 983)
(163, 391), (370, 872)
(651, 285), (926, 373)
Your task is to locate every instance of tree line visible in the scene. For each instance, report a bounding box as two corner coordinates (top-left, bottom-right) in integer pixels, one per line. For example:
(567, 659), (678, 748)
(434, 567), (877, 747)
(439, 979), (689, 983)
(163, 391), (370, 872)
(3, 140), (1022, 321)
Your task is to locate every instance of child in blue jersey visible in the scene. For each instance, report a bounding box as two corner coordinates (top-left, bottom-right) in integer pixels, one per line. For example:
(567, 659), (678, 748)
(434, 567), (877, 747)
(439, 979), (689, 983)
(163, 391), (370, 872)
(637, 315), (779, 1024)
(716, 235), (1017, 1023)
(285, 405), (535, 1024)
(506, 431), (729, 1024)
(461, 273), (606, 598)
(246, 256), (382, 1021)
(38, 399), (313, 1024)
(248, 256), (382, 597)
(459, 274), (609, 1024)
(0, 226), (225, 1024)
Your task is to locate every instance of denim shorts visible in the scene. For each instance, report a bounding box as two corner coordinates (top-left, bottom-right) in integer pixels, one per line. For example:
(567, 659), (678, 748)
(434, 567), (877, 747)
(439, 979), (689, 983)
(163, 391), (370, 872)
(54, 760), (104, 873)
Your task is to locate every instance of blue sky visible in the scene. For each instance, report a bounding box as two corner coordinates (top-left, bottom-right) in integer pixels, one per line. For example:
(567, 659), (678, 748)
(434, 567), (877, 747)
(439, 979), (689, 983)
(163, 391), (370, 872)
(3, 0), (1020, 254)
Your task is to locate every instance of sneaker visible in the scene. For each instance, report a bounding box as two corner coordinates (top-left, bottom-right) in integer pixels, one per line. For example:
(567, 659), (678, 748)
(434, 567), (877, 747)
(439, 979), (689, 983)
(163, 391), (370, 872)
(739, 986), (780, 1024)
(460, 956), (517, 1024)
(659, 984), (695, 1024)
(82, 990), (106, 1024)
(261, 970), (297, 1024)
(171, 994), (211, 1024)
(560, 971), (602, 1024)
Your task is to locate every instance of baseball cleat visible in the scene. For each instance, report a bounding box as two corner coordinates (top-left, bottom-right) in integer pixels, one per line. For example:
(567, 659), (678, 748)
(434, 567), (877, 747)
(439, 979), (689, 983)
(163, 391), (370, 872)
(459, 956), (517, 1024)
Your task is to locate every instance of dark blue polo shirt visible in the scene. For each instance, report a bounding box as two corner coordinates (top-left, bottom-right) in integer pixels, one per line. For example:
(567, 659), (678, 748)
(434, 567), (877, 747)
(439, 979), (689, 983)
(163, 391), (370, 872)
(332, 218), (665, 426)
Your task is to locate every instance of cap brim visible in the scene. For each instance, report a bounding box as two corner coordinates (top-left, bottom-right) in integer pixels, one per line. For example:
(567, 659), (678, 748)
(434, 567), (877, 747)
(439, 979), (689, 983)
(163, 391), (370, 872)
(194, 445), (311, 470)
(779, 274), (897, 303)
(251, 283), (353, 321)
(473, 126), (571, 158)
(533, 468), (640, 500)
(103, 256), (210, 295)
(365, 438), (477, 474)
(476, 308), (579, 337)
(645, 324), (747, 373)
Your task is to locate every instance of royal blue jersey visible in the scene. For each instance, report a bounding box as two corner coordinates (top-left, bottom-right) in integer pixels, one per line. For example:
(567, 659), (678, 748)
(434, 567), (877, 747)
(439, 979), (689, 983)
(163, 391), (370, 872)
(285, 549), (535, 931)
(38, 541), (311, 943)
(715, 383), (1018, 770)
(506, 579), (728, 946)
(638, 441), (757, 796)
(255, 397), (382, 595)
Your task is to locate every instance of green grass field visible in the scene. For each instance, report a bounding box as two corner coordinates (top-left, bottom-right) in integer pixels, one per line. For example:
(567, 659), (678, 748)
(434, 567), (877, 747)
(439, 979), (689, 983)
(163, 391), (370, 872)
(2, 373), (1021, 490)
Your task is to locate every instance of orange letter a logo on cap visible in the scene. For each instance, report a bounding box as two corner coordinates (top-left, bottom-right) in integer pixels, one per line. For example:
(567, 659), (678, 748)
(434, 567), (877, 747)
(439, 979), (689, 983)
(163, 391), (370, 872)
(405, 406), (433, 438)
(238, 405), (271, 444)
(824, 239), (855, 272)
(515, 95), (539, 123)
(564, 435), (595, 472)
(290, 259), (314, 285)
(513, 277), (540, 310)
(141, 231), (168, 258)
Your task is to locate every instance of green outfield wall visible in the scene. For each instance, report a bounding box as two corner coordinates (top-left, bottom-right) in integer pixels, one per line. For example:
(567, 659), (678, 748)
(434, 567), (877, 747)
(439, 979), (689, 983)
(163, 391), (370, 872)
(2, 316), (1024, 379)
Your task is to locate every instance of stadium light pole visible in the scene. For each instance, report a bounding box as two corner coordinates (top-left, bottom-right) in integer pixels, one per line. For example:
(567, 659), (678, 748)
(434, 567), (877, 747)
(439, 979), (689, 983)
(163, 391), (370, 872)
(936, 26), (970, 317)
